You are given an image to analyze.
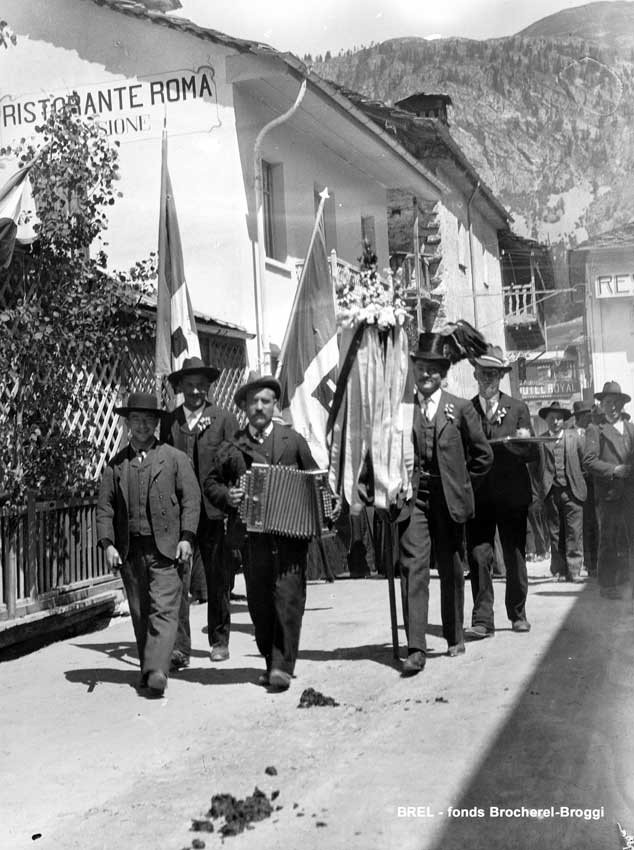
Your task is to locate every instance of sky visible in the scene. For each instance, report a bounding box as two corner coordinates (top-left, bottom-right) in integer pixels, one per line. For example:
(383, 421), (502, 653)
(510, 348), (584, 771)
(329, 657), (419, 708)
(172, 0), (634, 57)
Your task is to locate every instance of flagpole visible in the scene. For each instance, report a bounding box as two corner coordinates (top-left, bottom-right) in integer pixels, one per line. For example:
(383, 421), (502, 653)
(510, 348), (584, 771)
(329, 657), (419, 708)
(155, 120), (167, 402)
(277, 187), (329, 373)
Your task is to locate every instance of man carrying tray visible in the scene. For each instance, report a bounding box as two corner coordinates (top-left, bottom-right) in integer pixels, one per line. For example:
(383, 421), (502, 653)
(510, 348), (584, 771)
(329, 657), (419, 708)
(204, 372), (328, 691)
(466, 345), (539, 638)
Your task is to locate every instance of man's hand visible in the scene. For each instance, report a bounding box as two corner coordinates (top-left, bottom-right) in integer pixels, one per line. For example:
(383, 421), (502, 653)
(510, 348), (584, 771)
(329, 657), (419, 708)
(227, 486), (245, 509)
(330, 494), (342, 523)
(613, 464), (631, 479)
(175, 540), (193, 563)
(105, 545), (122, 573)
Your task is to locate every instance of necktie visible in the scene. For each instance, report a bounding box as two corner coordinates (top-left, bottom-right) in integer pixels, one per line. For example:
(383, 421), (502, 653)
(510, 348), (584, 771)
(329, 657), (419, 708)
(422, 398), (430, 422)
(486, 398), (496, 421)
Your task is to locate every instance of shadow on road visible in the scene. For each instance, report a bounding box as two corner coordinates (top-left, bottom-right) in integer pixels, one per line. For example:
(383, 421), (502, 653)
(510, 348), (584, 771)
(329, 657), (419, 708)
(427, 581), (634, 850)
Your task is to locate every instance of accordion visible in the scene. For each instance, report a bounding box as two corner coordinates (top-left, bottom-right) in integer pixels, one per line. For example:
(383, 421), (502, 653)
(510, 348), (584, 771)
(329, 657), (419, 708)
(238, 463), (335, 539)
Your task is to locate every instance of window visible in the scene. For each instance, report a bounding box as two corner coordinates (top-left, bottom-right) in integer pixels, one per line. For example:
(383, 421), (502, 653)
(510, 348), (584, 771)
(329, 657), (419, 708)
(361, 215), (376, 251)
(262, 160), (287, 262)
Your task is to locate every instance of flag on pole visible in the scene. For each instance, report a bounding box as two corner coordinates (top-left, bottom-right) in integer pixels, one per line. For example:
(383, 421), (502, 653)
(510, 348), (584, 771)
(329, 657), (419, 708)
(277, 190), (338, 469)
(155, 129), (200, 385)
(0, 162), (38, 269)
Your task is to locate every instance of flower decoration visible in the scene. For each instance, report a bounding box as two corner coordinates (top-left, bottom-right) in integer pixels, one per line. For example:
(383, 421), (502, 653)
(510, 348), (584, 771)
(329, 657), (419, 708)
(334, 246), (409, 330)
(494, 407), (508, 426)
(444, 403), (455, 422)
(197, 416), (212, 434)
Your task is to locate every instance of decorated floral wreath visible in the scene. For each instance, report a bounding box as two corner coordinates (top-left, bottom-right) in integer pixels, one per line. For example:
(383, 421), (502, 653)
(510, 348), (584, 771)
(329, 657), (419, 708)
(334, 243), (410, 330)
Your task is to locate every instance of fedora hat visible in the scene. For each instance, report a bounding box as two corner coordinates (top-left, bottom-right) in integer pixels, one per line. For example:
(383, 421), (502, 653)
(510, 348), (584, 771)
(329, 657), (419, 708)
(410, 333), (454, 367)
(572, 400), (593, 416)
(114, 391), (169, 418)
(594, 380), (631, 404)
(168, 356), (220, 388)
(539, 400), (572, 421)
(234, 371), (281, 407)
(471, 344), (512, 373)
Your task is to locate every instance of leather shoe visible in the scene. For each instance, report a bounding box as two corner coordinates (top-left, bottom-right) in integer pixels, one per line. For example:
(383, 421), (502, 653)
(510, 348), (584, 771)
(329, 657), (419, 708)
(257, 672), (269, 686)
(447, 642), (465, 657)
(512, 619), (531, 633)
(464, 625), (494, 640)
(567, 575), (585, 584)
(146, 670), (168, 694)
(170, 650), (190, 672)
(269, 668), (292, 690)
(210, 644), (230, 662)
(401, 650), (426, 676)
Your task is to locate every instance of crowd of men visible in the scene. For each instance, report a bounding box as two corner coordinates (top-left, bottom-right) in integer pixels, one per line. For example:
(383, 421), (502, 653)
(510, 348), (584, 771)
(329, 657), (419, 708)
(96, 344), (634, 694)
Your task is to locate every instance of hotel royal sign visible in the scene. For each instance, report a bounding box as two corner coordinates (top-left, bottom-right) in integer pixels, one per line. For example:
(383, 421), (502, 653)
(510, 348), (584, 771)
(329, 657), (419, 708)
(595, 273), (634, 298)
(0, 66), (220, 145)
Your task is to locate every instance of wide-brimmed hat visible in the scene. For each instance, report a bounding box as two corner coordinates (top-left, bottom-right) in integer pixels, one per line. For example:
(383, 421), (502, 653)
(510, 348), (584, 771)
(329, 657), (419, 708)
(594, 380), (631, 404)
(168, 356), (220, 388)
(471, 344), (512, 373)
(234, 371), (281, 407)
(114, 392), (169, 418)
(539, 400), (572, 421)
(410, 333), (454, 367)
(572, 400), (593, 416)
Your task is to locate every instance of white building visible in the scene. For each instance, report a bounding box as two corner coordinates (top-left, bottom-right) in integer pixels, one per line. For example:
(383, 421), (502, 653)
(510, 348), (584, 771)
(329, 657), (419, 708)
(1, 0), (443, 372)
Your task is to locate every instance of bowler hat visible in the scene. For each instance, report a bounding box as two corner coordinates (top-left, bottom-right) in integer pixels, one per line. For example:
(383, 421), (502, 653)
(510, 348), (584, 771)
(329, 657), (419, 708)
(594, 380), (631, 404)
(539, 400), (572, 421)
(234, 371), (281, 407)
(410, 333), (453, 367)
(168, 356), (220, 388)
(114, 391), (169, 418)
(471, 344), (512, 373)
(572, 400), (592, 416)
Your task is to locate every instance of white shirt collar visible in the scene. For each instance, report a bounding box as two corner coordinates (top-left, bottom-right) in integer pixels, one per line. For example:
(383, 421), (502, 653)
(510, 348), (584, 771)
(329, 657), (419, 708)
(248, 421), (274, 442)
(613, 418), (625, 435)
(183, 405), (205, 429)
(419, 387), (442, 418)
(479, 392), (500, 414)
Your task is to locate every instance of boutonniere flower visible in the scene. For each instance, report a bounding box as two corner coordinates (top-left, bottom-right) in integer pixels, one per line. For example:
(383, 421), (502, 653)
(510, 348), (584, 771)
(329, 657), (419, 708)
(197, 416), (212, 434)
(494, 407), (508, 426)
(444, 403), (455, 421)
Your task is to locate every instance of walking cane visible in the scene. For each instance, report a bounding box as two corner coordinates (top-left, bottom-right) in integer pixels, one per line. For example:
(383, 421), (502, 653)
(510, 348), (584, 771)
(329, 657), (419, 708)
(381, 512), (400, 661)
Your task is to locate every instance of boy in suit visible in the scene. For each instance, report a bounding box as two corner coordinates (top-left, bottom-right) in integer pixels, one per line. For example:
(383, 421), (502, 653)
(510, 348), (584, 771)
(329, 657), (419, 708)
(398, 334), (493, 676)
(96, 392), (200, 695)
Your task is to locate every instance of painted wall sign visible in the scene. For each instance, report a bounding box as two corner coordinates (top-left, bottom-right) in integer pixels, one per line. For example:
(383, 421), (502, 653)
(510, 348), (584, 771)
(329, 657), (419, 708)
(595, 274), (634, 298)
(0, 66), (220, 144)
(520, 379), (579, 399)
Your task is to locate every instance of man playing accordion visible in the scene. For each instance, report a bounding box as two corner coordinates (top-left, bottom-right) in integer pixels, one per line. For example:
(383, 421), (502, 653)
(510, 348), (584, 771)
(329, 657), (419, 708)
(204, 372), (319, 691)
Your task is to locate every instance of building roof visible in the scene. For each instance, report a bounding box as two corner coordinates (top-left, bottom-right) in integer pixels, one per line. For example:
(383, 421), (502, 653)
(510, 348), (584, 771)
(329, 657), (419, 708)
(575, 221), (634, 250)
(87, 0), (444, 196)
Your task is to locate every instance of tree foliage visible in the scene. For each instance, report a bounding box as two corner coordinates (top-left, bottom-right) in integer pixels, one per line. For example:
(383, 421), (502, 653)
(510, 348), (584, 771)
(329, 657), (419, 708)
(0, 101), (155, 506)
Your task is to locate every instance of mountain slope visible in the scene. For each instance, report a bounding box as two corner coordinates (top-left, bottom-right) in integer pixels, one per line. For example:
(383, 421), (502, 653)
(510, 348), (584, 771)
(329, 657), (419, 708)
(518, 1), (634, 52)
(312, 4), (634, 249)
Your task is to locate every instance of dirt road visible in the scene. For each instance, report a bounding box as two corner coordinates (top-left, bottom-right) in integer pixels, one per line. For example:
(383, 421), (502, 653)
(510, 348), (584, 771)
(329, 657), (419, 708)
(2, 563), (633, 850)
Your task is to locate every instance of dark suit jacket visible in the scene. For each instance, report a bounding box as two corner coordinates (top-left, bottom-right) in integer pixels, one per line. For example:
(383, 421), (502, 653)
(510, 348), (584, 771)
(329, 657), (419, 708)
(96, 443), (201, 562)
(471, 392), (538, 510)
(410, 390), (493, 524)
(160, 402), (238, 521)
(204, 422), (318, 515)
(542, 429), (587, 502)
(583, 420), (634, 503)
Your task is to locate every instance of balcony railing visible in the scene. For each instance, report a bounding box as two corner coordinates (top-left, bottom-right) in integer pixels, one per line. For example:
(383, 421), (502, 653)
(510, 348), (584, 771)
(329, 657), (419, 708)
(295, 250), (362, 290)
(504, 283), (539, 325)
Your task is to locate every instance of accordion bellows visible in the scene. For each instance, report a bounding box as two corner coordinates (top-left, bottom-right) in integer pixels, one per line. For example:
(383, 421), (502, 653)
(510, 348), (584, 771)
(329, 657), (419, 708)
(239, 464), (335, 539)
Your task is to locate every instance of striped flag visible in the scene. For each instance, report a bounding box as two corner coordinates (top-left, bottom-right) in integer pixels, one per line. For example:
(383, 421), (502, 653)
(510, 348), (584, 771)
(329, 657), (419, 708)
(0, 161), (38, 269)
(155, 130), (200, 384)
(277, 190), (338, 468)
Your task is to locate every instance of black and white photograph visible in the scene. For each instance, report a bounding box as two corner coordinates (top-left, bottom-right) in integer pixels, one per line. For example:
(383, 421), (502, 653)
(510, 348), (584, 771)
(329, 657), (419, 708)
(1, 1), (634, 847)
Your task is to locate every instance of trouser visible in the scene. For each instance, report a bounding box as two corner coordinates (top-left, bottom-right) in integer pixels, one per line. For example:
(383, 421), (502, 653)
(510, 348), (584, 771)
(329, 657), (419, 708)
(526, 499), (548, 559)
(596, 501), (634, 590)
(544, 486), (584, 579)
(120, 536), (184, 677)
(244, 534), (308, 676)
(398, 490), (465, 651)
(173, 516), (229, 657)
(467, 504), (529, 628)
(582, 479), (598, 575)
